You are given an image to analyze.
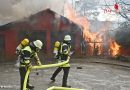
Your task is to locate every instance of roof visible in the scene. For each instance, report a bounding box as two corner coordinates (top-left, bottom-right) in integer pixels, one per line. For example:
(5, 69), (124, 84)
(0, 8), (80, 32)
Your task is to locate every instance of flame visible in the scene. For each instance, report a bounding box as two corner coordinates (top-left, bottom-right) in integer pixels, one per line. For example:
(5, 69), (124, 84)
(64, 4), (103, 55)
(64, 4), (120, 56)
(109, 40), (120, 56)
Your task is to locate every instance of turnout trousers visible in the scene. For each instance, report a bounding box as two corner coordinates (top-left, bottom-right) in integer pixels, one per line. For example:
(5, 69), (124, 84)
(51, 67), (70, 87)
(19, 67), (30, 90)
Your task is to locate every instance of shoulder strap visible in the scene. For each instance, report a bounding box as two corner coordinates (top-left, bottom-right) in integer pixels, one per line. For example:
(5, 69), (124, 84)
(21, 46), (32, 53)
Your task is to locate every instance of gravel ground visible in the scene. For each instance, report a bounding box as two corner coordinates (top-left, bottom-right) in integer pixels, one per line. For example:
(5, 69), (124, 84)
(0, 58), (130, 90)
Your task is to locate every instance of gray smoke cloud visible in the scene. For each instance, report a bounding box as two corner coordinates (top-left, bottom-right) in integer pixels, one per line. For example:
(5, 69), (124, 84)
(0, 0), (66, 25)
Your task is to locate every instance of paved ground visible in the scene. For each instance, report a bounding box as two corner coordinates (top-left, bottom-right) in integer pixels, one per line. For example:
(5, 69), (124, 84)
(1, 57), (130, 90)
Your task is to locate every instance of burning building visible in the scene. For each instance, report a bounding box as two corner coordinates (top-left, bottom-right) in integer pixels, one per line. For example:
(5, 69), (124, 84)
(0, 7), (127, 62)
(114, 22), (130, 57)
(0, 9), (82, 61)
(64, 4), (124, 58)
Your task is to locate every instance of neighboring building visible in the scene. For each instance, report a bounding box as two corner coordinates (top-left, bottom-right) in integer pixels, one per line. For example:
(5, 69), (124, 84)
(0, 9), (82, 61)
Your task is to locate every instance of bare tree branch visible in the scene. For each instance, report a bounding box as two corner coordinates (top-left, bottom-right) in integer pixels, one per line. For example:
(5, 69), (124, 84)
(120, 0), (130, 5)
(114, 0), (130, 21)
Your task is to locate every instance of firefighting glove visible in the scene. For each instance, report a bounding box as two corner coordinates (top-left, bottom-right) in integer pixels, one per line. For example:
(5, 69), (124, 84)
(15, 49), (20, 55)
(27, 63), (32, 70)
(69, 51), (74, 56)
(37, 60), (42, 65)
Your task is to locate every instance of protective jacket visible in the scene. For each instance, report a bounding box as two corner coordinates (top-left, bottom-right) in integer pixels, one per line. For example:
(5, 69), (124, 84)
(20, 46), (39, 67)
(53, 41), (71, 67)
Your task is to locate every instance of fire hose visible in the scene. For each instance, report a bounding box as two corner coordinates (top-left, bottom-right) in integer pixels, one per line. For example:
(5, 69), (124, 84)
(23, 57), (71, 90)
(47, 86), (85, 90)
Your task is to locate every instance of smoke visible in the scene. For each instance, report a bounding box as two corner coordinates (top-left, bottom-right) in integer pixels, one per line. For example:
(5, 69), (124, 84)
(0, 0), (66, 25)
(115, 21), (130, 47)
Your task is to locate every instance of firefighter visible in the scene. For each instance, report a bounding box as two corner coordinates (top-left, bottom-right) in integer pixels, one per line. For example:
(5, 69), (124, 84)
(15, 38), (30, 67)
(19, 40), (43, 90)
(50, 35), (72, 87)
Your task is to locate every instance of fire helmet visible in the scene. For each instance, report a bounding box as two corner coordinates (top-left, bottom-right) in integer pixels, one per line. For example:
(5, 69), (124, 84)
(21, 38), (29, 46)
(64, 35), (71, 41)
(33, 40), (43, 49)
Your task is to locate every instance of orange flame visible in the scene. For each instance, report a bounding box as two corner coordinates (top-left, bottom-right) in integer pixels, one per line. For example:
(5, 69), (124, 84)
(64, 4), (120, 56)
(109, 40), (120, 56)
(64, 4), (103, 55)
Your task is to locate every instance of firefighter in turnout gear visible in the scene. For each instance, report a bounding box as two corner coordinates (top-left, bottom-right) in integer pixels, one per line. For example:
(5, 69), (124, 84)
(18, 40), (43, 90)
(50, 35), (72, 87)
(15, 38), (30, 67)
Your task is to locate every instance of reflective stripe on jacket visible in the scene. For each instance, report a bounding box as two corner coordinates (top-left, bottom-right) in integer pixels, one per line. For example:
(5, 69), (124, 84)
(59, 42), (71, 67)
(20, 46), (32, 66)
